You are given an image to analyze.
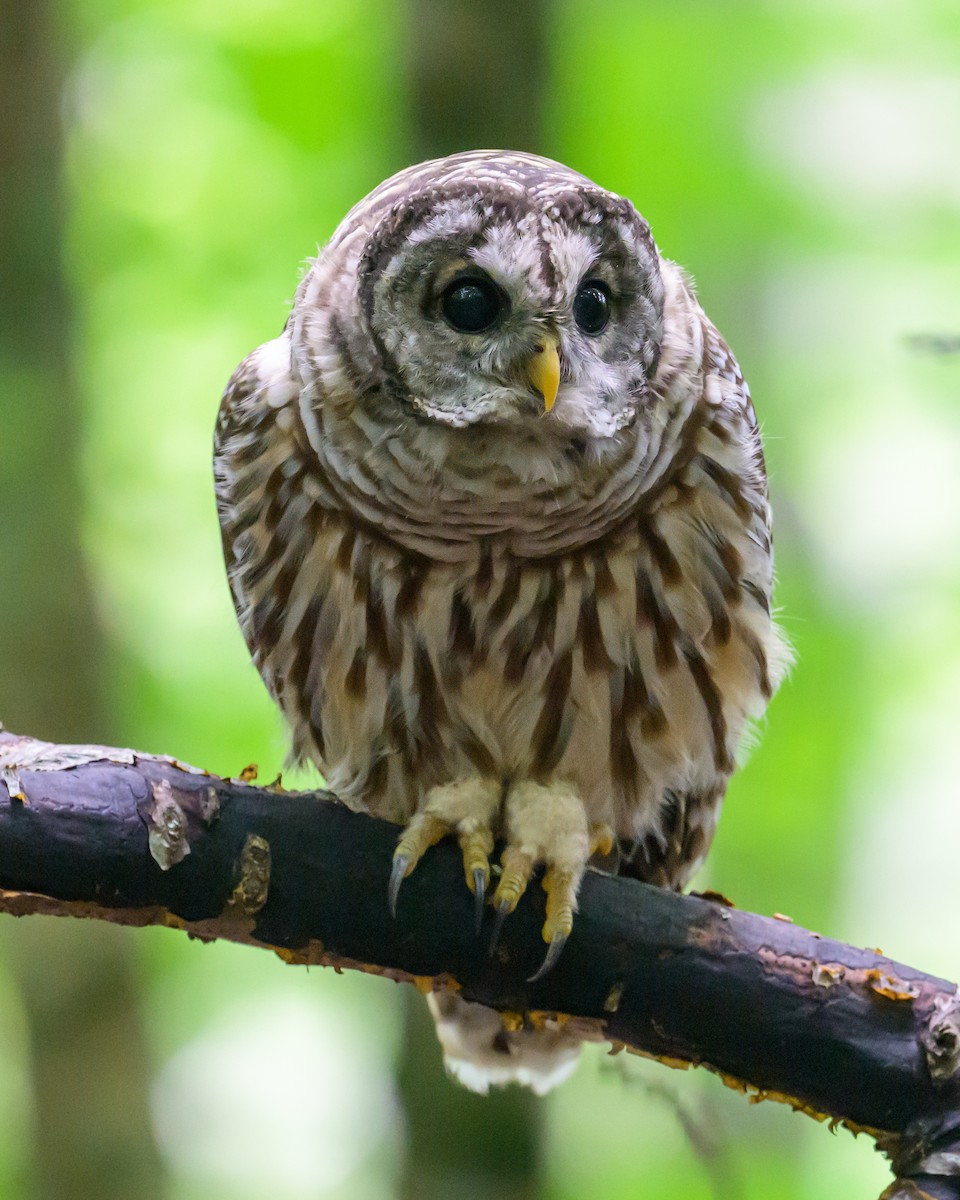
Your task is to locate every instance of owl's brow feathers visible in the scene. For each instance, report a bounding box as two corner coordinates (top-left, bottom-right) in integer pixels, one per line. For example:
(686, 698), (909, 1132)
(355, 183), (656, 328)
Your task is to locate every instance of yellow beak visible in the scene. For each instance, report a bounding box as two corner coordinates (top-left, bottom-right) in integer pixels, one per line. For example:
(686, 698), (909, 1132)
(525, 336), (561, 413)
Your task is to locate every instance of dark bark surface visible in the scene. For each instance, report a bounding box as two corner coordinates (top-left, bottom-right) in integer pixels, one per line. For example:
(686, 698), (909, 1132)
(0, 730), (958, 1199)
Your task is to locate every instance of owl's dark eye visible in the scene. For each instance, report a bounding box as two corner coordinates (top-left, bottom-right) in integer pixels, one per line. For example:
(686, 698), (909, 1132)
(573, 281), (611, 335)
(441, 278), (503, 334)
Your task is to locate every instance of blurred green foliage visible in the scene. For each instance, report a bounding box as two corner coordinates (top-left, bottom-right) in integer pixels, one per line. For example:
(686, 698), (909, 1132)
(0, 1), (958, 1197)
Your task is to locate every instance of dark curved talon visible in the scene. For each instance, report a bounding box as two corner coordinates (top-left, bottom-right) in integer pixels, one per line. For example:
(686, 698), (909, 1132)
(472, 867), (486, 933)
(388, 853), (409, 917)
(488, 900), (512, 956)
(528, 933), (568, 983)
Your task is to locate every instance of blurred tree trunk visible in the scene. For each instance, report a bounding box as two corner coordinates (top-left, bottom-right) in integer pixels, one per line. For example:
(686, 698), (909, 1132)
(397, 2), (550, 1196)
(406, 0), (549, 159)
(0, 1), (163, 1197)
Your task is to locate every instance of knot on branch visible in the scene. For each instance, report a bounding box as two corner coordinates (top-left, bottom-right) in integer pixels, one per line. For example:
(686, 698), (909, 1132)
(923, 990), (960, 1086)
(229, 834), (271, 915)
(142, 778), (220, 871)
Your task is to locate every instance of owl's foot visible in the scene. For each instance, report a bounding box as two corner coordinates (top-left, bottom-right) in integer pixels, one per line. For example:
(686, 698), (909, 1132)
(490, 781), (613, 979)
(390, 778), (500, 931)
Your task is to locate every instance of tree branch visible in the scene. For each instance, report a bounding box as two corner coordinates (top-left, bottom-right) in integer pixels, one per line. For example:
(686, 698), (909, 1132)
(0, 729), (957, 1198)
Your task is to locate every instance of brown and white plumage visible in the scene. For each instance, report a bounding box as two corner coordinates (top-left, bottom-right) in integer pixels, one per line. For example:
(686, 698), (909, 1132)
(214, 151), (789, 1093)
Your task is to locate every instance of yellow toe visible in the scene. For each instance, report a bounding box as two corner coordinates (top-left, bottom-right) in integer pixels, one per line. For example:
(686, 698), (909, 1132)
(459, 821), (494, 894)
(541, 864), (577, 944)
(492, 846), (535, 914)
(394, 812), (451, 871)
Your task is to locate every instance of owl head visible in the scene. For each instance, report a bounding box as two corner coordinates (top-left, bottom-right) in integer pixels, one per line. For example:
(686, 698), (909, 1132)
(294, 152), (668, 446)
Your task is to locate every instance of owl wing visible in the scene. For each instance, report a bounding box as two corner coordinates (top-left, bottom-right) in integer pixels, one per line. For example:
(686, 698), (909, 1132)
(612, 318), (782, 893)
(614, 786), (723, 890)
(213, 331), (304, 668)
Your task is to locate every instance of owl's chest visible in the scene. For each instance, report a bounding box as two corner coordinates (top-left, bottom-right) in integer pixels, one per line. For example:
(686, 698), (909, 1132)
(392, 535), (711, 735)
(324, 525), (643, 703)
(275, 503), (774, 823)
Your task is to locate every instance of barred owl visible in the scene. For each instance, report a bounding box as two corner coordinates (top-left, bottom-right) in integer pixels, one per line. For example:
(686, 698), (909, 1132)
(214, 151), (789, 1093)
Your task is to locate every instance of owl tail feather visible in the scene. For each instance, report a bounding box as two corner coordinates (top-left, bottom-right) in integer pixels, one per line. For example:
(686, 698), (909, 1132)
(427, 992), (582, 1096)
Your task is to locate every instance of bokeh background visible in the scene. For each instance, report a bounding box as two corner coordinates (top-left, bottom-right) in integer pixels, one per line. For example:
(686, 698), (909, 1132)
(1, 0), (959, 1197)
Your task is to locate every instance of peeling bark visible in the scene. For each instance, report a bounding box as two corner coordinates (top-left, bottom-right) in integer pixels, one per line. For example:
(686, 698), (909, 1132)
(0, 729), (958, 1199)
